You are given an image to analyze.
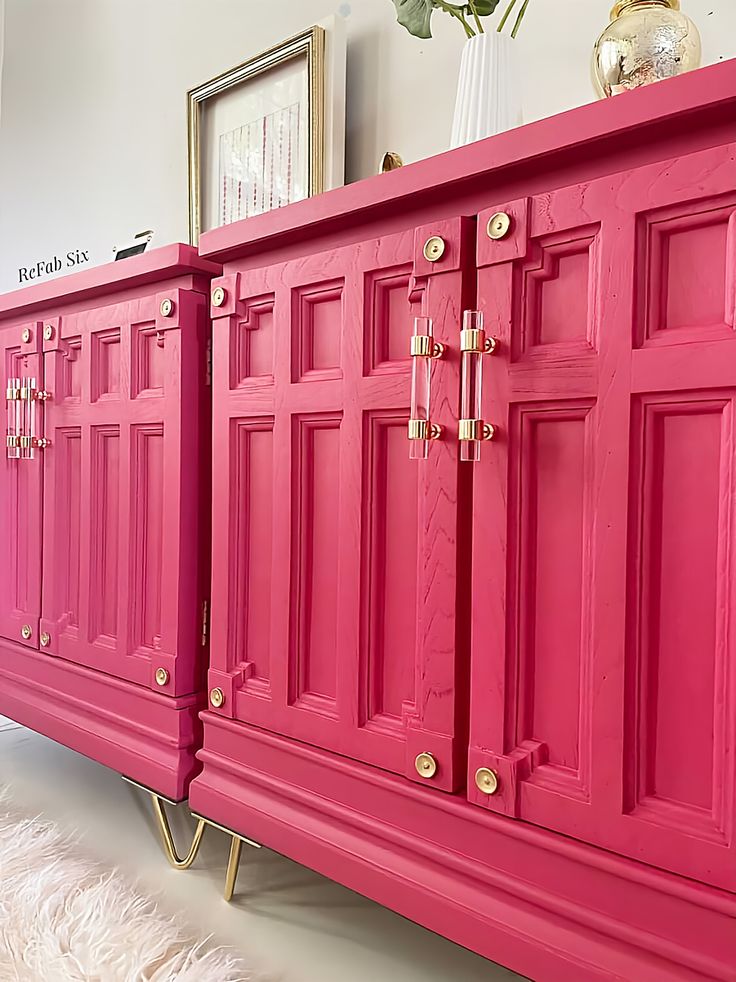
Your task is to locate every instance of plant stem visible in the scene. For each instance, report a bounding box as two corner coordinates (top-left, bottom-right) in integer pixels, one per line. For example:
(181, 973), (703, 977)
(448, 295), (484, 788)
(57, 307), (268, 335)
(511, 0), (530, 37)
(467, 0), (484, 34)
(497, 0), (518, 33)
(435, 0), (476, 37)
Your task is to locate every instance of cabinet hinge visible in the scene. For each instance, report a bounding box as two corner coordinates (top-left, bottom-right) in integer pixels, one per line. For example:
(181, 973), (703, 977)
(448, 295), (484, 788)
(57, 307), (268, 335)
(205, 337), (212, 386)
(201, 599), (210, 647)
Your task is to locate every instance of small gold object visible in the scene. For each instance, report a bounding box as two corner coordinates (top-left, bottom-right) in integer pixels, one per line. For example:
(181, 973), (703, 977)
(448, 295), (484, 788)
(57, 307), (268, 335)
(40, 632), (51, 648)
(35, 438), (51, 450)
(159, 298), (174, 317)
(475, 767), (499, 795)
(487, 212), (511, 240)
(35, 390), (52, 402)
(379, 151), (404, 173)
(594, 0), (701, 98)
(155, 667), (169, 687)
(415, 752), (438, 779)
(408, 419), (442, 442)
(212, 286), (226, 307)
(423, 236), (446, 263)
(21, 624), (32, 640)
(460, 328), (497, 354)
(44, 325), (54, 341)
(459, 419), (495, 442)
(210, 686), (225, 708)
(21, 328), (31, 344)
(410, 334), (445, 359)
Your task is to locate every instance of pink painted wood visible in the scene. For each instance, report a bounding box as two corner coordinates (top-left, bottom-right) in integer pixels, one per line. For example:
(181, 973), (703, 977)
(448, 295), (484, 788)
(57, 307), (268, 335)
(191, 61), (736, 982)
(0, 244), (220, 799)
(208, 221), (471, 790)
(468, 144), (736, 892)
(0, 322), (43, 648)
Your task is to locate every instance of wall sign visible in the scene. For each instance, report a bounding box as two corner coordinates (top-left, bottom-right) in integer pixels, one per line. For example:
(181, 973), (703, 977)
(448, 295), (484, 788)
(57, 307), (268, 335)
(18, 248), (90, 284)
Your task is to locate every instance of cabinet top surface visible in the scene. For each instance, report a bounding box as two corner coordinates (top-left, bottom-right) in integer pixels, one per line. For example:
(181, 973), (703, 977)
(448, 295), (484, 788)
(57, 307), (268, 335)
(199, 58), (736, 264)
(0, 243), (222, 322)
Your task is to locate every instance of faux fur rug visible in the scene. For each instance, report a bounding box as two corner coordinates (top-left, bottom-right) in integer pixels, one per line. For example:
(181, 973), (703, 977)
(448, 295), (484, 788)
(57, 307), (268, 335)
(0, 794), (255, 981)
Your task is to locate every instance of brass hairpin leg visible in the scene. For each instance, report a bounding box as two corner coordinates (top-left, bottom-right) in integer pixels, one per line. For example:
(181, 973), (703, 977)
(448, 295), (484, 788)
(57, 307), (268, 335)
(224, 835), (243, 902)
(150, 793), (207, 870)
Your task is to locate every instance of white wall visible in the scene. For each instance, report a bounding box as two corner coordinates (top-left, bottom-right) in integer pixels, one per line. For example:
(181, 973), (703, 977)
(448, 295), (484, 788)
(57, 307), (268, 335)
(0, 0), (733, 292)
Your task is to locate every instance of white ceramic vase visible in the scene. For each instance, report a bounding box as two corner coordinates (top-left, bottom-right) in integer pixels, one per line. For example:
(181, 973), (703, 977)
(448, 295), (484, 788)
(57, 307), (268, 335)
(450, 32), (522, 149)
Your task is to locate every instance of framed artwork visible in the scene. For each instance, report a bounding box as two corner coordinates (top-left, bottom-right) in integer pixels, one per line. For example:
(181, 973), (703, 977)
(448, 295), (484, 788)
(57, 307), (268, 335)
(187, 23), (345, 244)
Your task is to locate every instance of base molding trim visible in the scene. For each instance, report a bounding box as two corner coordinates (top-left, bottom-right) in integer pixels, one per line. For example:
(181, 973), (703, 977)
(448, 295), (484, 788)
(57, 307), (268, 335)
(190, 717), (736, 982)
(0, 638), (202, 800)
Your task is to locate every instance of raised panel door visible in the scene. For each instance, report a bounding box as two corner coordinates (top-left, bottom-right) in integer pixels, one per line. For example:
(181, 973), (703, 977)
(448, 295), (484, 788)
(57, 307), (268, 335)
(468, 144), (736, 890)
(209, 221), (471, 789)
(39, 290), (207, 695)
(0, 321), (43, 648)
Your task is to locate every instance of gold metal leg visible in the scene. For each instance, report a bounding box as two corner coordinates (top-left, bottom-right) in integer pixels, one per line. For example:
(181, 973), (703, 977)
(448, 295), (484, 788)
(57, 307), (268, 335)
(224, 834), (243, 902)
(150, 793), (207, 870)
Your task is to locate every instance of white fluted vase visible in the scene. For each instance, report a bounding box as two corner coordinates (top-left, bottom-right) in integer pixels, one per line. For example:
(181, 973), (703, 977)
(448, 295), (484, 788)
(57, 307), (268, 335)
(450, 32), (522, 149)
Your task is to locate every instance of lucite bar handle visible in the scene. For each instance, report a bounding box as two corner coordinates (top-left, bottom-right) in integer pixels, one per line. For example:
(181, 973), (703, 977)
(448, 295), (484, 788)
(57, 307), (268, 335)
(408, 316), (445, 460)
(459, 310), (497, 463)
(6, 377), (21, 459)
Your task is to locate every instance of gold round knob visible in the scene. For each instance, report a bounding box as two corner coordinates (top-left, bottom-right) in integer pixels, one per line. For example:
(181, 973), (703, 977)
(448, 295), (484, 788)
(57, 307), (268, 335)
(40, 632), (51, 648)
(415, 752), (437, 779)
(21, 624), (32, 640)
(159, 298), (174, 317)
(44, 325), (55, 341)
(423, 236), (446, 263)
(487, 212), (511, 240)
(212, 286), (226, 307)
(475, 767), (499, 795)
(21, 328), (32, 344)
(155, 667), (169, 687)
(210, 687), (225, 708)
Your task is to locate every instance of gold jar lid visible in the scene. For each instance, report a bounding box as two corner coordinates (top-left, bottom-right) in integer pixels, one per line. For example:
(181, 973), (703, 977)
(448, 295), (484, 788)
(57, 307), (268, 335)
(611, 0), (679, 18)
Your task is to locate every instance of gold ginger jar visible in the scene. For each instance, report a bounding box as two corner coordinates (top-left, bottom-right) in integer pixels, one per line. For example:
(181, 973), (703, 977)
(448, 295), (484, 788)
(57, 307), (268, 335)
(593, 0), (702, 98)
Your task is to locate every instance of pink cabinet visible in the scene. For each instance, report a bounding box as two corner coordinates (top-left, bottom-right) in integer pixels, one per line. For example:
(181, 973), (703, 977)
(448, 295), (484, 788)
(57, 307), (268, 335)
(190, 63), (736, 982)
(0, 245), (219, 800)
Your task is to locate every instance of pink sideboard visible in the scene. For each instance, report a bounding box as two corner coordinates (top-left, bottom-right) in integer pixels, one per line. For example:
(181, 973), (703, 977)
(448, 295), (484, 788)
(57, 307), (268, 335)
(0, 245), (220, 800)
(190, 62), (736, 982)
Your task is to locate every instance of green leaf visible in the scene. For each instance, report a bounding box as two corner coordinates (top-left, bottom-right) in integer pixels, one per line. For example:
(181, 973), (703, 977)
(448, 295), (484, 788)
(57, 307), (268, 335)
(391, 0), (434, 38)
(472, 0), (501, 15)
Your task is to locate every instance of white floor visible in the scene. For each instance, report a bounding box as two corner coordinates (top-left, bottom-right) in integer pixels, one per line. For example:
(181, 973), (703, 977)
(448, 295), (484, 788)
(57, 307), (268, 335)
(0, 718), (525, 982)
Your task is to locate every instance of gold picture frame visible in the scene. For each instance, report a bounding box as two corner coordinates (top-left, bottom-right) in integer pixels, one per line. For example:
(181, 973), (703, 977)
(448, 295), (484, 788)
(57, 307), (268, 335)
(187, 26), (326, 245)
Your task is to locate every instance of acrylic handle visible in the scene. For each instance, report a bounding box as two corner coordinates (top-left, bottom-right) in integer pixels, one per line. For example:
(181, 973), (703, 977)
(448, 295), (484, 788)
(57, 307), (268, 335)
(459, 310), (496, 462)
(408, 316), (444, 460)
(6, 377), (20, 459)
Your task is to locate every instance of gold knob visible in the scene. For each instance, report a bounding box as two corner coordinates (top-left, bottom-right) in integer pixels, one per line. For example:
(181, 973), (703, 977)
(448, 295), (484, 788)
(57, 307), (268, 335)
(21, 328), (32, 344)
(475, 767), (499, 795)
(210, 687), (225, 708)
(21, 624), (32, 640)
(487, 212), (511, 240)
(423, 236), (446, 263)
(212, 286), (226, 307)
(40, 632), (51, 648)
(159, 298), (174, 317)
(415, 752), (437, 779)
(155, 667), (169, 687)
(44, 325), (55, 341)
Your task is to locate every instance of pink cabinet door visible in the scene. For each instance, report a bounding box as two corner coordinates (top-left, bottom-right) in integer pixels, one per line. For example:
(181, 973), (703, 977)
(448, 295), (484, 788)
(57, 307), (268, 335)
(39, 290), (207, 696)
(0, 321), (43, 648)
(209, 221), (469, 789)
(467, 144), (736, 891)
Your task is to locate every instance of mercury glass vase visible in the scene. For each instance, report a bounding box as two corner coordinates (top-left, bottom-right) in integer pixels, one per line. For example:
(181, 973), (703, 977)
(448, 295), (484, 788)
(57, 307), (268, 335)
(450, 32), (522, 148)
(593, 0), (701, 98)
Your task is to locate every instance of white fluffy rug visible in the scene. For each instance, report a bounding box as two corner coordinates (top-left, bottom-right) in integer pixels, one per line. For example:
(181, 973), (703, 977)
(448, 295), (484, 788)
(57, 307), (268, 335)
(0, 795), (255, 981)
